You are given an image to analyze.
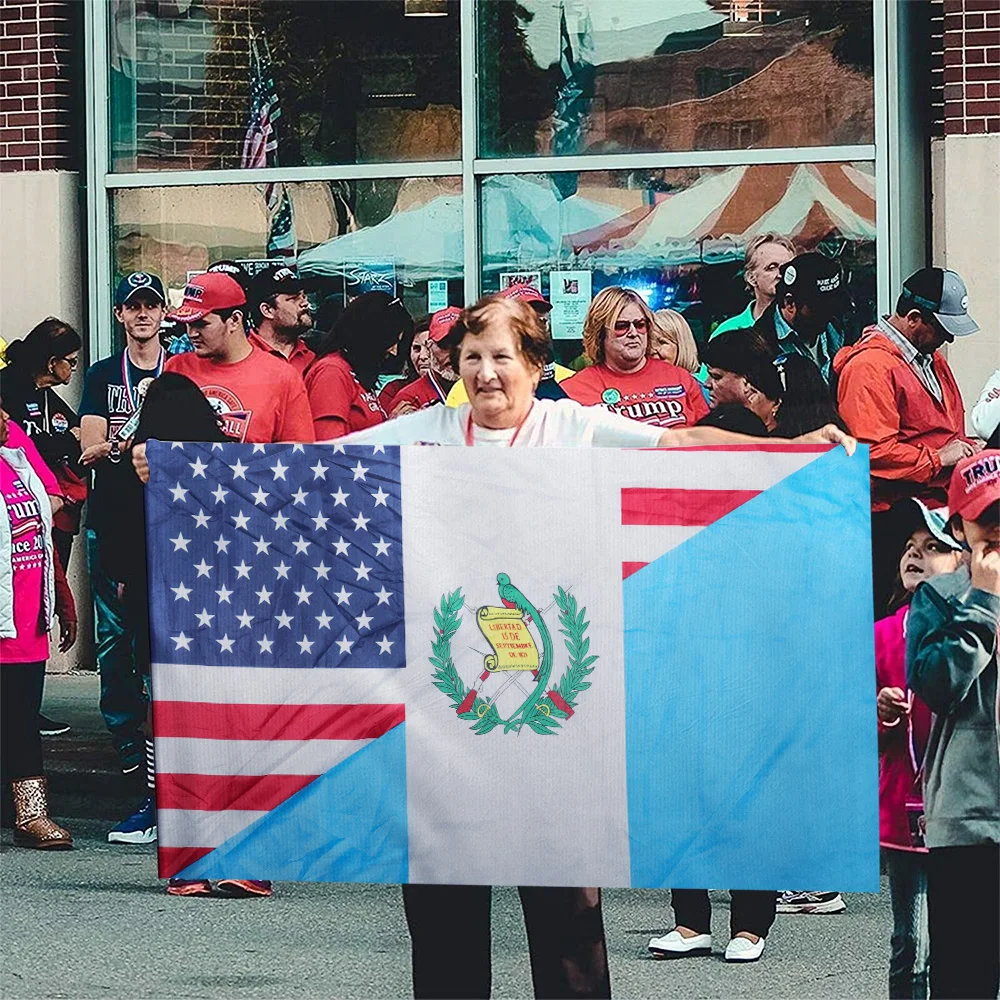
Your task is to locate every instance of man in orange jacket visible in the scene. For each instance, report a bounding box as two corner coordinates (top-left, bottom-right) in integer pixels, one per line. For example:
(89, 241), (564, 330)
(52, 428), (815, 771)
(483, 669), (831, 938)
(834, 267), (981, 612)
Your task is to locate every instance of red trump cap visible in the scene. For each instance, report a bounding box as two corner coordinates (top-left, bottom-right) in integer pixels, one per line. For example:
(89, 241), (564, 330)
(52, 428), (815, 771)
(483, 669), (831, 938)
(948, 450), (1000, 522)
(169, 272), (247, 323)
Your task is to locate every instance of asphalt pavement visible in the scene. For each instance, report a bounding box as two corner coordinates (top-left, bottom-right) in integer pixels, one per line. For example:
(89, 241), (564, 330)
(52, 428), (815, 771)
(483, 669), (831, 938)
(1, 675), (889, 1000)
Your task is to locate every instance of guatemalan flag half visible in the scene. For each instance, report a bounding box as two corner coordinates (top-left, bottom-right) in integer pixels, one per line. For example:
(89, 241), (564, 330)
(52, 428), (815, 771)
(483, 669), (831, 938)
(145, 441), (879, 890)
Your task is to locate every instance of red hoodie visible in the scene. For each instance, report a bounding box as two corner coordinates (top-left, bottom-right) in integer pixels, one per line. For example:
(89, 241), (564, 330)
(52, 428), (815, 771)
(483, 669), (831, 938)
(833, 325), (970, 511)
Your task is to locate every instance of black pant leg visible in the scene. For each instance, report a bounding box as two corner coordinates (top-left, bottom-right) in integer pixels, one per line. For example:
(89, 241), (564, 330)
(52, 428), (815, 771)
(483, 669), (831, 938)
(928, 845), (1000, 999)
(1, 661), (46, 780)
(670, 889), (712, 935)
(729, 891), (777, 939)
(403, 884), (492, 999)
(518, 887), (611, 1000)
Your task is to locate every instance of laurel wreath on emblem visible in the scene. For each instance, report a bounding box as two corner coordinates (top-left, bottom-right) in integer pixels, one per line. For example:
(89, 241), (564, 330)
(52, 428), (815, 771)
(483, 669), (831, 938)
(430, 584), (597, 736)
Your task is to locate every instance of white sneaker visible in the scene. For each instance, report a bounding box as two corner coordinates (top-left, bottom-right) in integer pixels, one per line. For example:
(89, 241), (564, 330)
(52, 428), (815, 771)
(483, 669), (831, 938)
(725, 935), (765, 962)
(648, 929), (712, 958)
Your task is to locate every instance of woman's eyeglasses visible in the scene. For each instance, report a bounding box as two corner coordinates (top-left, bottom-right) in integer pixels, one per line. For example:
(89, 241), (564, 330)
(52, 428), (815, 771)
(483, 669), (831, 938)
(611, 318), (648, 336)
(60, 355), (80, 370)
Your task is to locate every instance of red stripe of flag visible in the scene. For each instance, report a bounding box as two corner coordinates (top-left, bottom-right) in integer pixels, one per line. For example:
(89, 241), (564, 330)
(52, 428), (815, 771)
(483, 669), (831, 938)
(621, 488), (760, 527)
(153, 701), (405, 741)
(622, 561), (649, 580)
(156, 773), (316, 812)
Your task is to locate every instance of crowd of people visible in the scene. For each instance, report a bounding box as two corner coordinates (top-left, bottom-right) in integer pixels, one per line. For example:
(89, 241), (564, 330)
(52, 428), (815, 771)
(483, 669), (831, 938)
(1, 238), (997, 999)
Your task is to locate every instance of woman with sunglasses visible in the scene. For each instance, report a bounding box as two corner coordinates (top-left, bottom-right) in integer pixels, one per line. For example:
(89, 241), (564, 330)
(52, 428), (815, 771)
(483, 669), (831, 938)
(562, 287), (708, 429)
(2, 318), (86, 571)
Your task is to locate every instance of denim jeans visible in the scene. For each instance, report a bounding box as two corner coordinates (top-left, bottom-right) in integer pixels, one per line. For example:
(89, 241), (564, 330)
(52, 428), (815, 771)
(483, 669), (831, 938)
(86, 528), (146, 750)
(884, 848), (929, 999)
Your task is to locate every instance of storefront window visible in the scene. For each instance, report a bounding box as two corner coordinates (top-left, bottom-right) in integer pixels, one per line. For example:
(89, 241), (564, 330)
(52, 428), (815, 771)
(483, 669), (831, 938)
(477, 0), (874, 158)
(479, 162), (876, 362)
(111, 176), (463, 325)
(109, 0), (461, 172)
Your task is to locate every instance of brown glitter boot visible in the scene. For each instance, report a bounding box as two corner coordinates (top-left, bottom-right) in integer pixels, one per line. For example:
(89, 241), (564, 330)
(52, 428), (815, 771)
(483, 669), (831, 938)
(11, 776), (73, 850)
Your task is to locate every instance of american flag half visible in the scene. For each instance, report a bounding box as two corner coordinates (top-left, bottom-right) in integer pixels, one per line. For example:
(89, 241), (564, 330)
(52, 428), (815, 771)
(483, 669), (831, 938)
(146, 441), (407, 880)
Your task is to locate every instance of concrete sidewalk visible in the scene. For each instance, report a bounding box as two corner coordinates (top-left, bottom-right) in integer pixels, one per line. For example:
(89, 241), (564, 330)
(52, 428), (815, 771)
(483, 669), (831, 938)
(39, 672), (144, 823)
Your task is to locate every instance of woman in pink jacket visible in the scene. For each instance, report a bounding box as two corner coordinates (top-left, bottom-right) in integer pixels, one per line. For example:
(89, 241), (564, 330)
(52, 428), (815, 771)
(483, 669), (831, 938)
(876, 499), (963, 999)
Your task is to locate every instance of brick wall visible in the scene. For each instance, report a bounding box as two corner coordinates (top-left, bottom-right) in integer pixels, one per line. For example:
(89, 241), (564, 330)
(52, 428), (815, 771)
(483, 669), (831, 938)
(124, 0), (253, 171)
(943, 0), (1000, 135)
(0, 0), (79, 172)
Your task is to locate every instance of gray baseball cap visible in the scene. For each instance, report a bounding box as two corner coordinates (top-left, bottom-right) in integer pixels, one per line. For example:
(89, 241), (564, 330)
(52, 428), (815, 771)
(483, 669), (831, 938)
(900, 267), (979, 338)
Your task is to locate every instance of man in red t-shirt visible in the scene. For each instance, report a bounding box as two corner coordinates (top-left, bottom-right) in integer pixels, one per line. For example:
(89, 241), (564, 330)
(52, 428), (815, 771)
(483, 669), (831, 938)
(389, 307), (461, 417)
(562, 296), (708, 428)
(246, 265), (316, 376)
(163, 272), (314, 444)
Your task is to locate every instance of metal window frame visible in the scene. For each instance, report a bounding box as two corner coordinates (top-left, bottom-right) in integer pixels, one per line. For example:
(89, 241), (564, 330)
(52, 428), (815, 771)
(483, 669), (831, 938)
(85, 0), (901, 356)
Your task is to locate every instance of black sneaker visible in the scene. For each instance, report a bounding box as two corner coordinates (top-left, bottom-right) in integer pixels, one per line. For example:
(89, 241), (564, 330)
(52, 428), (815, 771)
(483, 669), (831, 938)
(776, 891), (847, 914)
(38, 714), (71, 737)
(117, 740), (143, 775)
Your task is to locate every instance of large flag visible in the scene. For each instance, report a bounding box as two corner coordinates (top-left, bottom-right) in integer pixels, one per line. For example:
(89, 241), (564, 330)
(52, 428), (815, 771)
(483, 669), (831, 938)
(242, 29), (296, 261)
(145, 441), (879, 890)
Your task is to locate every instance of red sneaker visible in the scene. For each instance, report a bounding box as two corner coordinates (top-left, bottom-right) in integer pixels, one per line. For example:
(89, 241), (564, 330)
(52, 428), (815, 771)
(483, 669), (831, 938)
(166, 878), (212, 897)
(215, 879), (273, 898)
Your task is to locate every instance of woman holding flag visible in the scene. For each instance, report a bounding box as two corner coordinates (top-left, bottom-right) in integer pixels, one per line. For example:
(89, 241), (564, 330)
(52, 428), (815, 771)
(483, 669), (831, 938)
(341, 292), (855, 998)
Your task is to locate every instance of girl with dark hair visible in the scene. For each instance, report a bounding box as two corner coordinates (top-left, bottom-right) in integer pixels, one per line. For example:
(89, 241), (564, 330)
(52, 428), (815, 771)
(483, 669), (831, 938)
(304, 292), (414, 439)
(2, 318), (86, 569)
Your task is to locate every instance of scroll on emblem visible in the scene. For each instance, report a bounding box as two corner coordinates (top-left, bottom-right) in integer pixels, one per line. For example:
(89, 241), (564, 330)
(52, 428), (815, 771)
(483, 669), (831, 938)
(477, 606), (539, 672)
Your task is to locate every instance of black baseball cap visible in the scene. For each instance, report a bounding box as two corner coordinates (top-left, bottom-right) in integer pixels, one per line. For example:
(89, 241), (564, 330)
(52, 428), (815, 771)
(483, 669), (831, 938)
(207, 259), (253, 299)
(778, 253), (844, 305)
(114, 271), (166, 307)
(250, 264), (305, 309)
(899, 267), (979, 338)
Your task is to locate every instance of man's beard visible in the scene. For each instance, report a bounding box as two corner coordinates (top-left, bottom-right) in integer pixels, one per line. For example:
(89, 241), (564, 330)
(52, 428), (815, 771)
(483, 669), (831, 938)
(275, 316), (311, 343)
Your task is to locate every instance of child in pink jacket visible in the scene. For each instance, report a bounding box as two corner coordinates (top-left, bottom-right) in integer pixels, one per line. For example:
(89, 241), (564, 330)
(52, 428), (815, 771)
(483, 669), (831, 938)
(876, 499), (962, 999)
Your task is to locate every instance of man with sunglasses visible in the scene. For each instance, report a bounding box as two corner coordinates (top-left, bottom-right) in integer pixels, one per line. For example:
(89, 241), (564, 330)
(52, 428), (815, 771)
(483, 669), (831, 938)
(834, 267), (981, 613)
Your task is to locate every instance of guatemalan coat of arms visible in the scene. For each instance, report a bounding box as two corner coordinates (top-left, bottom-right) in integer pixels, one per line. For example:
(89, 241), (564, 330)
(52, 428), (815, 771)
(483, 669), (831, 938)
(430, 573), (597, 735)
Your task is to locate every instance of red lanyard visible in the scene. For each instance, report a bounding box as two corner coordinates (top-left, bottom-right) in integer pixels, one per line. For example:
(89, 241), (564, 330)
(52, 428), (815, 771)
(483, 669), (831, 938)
(464, 403), (533, 447)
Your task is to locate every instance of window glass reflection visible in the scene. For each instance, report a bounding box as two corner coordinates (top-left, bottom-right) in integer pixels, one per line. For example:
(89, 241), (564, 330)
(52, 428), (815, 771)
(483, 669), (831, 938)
(477, 0), (874, 158)
(112, 177), (463, 329)
(479, 163), (876, 363)
(110, 0), (461, 171)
